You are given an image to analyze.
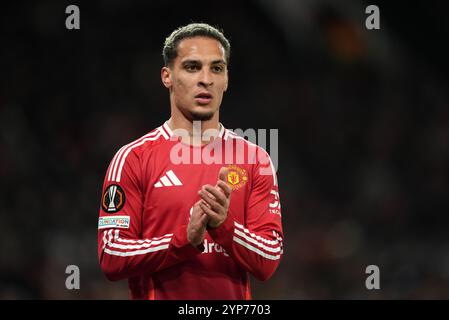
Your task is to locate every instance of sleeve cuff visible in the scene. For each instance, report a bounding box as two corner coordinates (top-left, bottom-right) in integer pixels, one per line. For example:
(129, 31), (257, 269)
(207, 209), (236, 249)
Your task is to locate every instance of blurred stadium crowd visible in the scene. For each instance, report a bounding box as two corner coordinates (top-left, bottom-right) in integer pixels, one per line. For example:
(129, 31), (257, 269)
(1, 0), (448, 298)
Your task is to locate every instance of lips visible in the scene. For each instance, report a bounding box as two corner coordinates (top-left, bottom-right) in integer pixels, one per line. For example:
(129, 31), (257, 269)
(195, 92), (213, 105)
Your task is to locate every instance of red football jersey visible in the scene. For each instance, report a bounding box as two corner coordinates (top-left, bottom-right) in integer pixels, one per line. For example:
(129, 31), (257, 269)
(97, 122), (284, 299)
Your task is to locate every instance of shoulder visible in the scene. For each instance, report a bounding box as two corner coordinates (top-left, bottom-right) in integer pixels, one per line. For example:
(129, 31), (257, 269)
(224, 129), (277, 186)
(223, 129), (270, 161)
(106, 125), (170, 182)
(117, 125), (171, 155)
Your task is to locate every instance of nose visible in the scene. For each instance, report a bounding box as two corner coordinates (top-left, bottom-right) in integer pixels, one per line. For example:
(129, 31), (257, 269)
(198, 68), (213, 88)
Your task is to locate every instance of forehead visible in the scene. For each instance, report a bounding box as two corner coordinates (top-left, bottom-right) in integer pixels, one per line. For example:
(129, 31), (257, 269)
(176, 36), (226, 62)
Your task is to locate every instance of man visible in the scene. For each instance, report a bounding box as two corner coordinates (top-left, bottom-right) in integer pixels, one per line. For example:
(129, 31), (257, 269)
(97, 23), (283, 299)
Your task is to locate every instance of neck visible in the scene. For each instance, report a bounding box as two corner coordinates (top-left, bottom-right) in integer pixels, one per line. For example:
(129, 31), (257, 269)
(167, 109), (221, 146)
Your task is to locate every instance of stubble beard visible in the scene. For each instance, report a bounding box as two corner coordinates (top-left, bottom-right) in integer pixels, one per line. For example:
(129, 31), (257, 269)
(190, 109), (215, 121)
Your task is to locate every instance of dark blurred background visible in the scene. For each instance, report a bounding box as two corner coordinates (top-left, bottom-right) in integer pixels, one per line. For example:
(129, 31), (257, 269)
(1, 0), (449, 299)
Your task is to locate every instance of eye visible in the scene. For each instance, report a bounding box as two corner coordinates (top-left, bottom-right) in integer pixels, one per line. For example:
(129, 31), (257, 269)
(212, 65), (224, 73)
(184, 64), (200, 72)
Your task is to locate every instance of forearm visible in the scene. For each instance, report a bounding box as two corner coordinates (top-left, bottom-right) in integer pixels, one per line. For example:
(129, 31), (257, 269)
(99, 224), (203, 281)
(207, 211), (284, 281)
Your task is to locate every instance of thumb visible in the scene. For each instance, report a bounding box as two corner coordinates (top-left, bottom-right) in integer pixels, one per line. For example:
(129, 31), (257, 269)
(218, 167), (229, 183)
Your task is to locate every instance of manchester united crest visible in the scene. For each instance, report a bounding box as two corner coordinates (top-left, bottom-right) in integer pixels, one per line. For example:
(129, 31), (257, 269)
(226, 165), (248, 191)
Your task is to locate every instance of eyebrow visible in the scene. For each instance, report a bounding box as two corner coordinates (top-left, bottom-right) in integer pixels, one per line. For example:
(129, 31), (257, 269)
(181, 59), (227, 65)
(211, 59), (227, 65)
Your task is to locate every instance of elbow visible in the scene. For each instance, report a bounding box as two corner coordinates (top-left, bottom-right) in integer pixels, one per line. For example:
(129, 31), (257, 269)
(99, 255), (127, 281)
(102, 268), (123, 282)
(253, 264), (278, 282)
(254, 271), (273, 282)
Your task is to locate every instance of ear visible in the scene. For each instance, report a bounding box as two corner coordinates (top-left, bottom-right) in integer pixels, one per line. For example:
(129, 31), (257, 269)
(161, 66), (172, 89)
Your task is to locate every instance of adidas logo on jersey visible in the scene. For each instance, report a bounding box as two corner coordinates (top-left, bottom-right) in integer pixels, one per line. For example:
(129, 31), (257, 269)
(154, 170), (183, 188)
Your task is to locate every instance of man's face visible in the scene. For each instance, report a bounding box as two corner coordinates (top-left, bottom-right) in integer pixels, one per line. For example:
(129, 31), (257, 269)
(162, 36), (228, 121)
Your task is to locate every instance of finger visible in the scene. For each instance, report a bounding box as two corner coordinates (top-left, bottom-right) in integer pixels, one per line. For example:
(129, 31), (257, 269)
(216, 180), (232, 198)
(199, 213), (209, 225)
(198, 187), (216, 201)
(218, 167), (229, 183)
(199, 190), (221, 211)
(191, 201), (204, 218)
(200, 202), (220, 221)
(198, 190), (215, 208)
(204, 185), (226, 205)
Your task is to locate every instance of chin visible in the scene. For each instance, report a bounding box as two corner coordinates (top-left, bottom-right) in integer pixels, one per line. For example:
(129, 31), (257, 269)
(190, 110), (214, 121)
(188, 105), (216, 121)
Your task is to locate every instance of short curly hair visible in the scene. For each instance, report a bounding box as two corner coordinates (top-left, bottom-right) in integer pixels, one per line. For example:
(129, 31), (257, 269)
(163, 23), (231, 67)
